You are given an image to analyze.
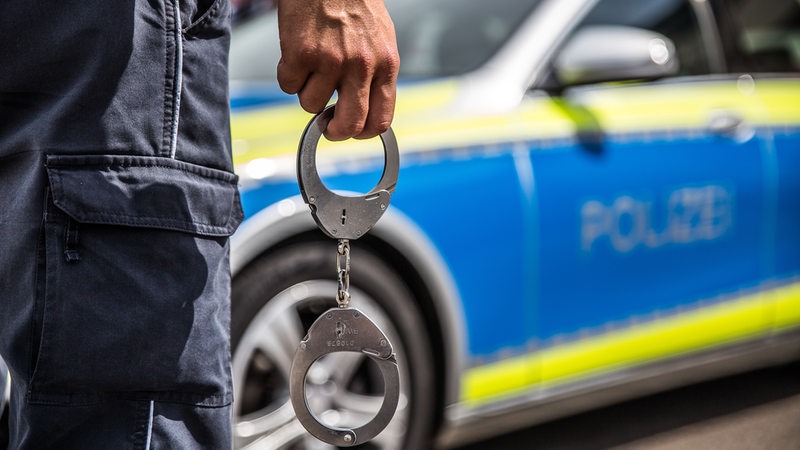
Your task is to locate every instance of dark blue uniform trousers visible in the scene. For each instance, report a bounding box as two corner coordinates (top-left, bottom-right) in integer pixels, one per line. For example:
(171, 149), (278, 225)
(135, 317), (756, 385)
(0, 1), (242, 448)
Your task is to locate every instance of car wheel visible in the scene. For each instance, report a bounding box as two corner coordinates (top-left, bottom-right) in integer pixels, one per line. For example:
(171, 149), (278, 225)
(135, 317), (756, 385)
(231, 241), (435, 449)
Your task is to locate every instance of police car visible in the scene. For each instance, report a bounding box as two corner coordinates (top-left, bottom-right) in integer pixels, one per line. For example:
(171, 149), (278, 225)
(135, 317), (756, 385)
(227, 0), (800, 448)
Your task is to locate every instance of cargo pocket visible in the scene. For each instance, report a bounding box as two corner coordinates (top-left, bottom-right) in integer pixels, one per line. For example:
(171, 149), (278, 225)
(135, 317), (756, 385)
(181, 0), (229, 37)
(30, 155), (243, 406)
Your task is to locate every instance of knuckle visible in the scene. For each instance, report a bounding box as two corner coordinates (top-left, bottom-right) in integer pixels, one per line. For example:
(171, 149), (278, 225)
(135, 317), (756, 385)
(321, 52), (345, 73)
(373, 119), (391, 134)
(353, 53), (375, 79)
(328, 117), (365, 141)
(294, 44), (318, 64)
(283, 47), (319, 76)
(381, 51), (400, 77)
(342, 50), (374, 80)
(360, 116), (391, 140)
(339, 120), (364, 137)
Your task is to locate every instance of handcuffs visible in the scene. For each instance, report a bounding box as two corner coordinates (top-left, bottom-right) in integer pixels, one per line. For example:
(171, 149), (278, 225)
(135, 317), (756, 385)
(289, 105), (401, 446)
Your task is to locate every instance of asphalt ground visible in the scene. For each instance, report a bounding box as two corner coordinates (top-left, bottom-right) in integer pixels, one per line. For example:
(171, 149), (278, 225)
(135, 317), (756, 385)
(455, 361), (800, 450)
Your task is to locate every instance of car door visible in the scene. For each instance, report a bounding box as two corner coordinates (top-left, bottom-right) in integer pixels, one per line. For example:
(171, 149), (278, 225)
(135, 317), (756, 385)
(716, 0), (800, 333)
(529, 0), (772, 388)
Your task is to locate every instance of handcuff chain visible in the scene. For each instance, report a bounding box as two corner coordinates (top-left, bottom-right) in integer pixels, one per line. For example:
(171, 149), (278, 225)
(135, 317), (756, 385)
(336, 239), (351, 307)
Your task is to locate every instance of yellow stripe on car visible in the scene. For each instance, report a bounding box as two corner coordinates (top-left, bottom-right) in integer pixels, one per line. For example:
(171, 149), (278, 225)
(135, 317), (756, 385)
(231, 79), (800, 171)
(461, 281), (800, 406)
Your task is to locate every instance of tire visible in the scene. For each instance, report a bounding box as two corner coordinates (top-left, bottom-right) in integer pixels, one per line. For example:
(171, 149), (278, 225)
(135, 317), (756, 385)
(231, 241), (435, 449)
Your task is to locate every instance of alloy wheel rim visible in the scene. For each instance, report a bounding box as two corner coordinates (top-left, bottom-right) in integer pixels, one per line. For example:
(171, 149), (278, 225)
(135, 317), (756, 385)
(232, 280), (410, 449)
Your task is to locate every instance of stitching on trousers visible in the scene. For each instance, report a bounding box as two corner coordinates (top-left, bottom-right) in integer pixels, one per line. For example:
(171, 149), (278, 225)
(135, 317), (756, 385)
(48, 160), (237, 183)
(169, 0), (184, 159)
(145, 400), (155, 449)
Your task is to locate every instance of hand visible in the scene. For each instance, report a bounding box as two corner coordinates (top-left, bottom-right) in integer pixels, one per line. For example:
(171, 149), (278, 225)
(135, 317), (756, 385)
(276, 0), (399, 141)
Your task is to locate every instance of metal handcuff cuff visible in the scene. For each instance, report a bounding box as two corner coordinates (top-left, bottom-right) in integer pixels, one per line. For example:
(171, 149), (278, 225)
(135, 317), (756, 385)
(289, 105), (400, 447)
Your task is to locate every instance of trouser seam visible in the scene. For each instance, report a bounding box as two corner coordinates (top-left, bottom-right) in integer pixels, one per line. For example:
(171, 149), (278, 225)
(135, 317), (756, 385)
(27, 190), (48, 391)
(162, 0), (183, 159)
(145, 400), (155, 450)
(132, 399), (151, 449)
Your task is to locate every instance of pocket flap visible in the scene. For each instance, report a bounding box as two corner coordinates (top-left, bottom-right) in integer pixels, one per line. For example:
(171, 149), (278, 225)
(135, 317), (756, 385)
(45, 155), (243, 236)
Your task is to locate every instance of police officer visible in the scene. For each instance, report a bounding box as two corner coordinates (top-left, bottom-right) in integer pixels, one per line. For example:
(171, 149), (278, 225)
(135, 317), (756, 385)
(0, 0), (398, 447)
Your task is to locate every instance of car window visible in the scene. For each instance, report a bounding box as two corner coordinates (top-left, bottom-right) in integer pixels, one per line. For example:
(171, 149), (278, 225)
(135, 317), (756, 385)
(229, 10), (281, 83)
(726, 0), (800, 72)
(229, 0), (543, 82)
(574, 0), (711, 76)
(393, 0), (541, 78)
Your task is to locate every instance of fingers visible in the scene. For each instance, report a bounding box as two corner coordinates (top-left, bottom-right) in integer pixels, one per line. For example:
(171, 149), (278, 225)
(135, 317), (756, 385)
(356, 62), (398, 140)
(282, 56), (398, 141)
(324, 59), (371, 141)
(276, 56), (308, 96)
(326, 48), (399, 141)
(276, 0), (399, 141)
(299, 73), (339, 115)
(276, 46), (371, 139)
(278, 48), (339, 114)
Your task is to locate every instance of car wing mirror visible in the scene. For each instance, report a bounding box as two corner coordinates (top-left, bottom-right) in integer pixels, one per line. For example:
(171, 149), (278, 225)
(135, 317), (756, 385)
(554, 25), (680, 87)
